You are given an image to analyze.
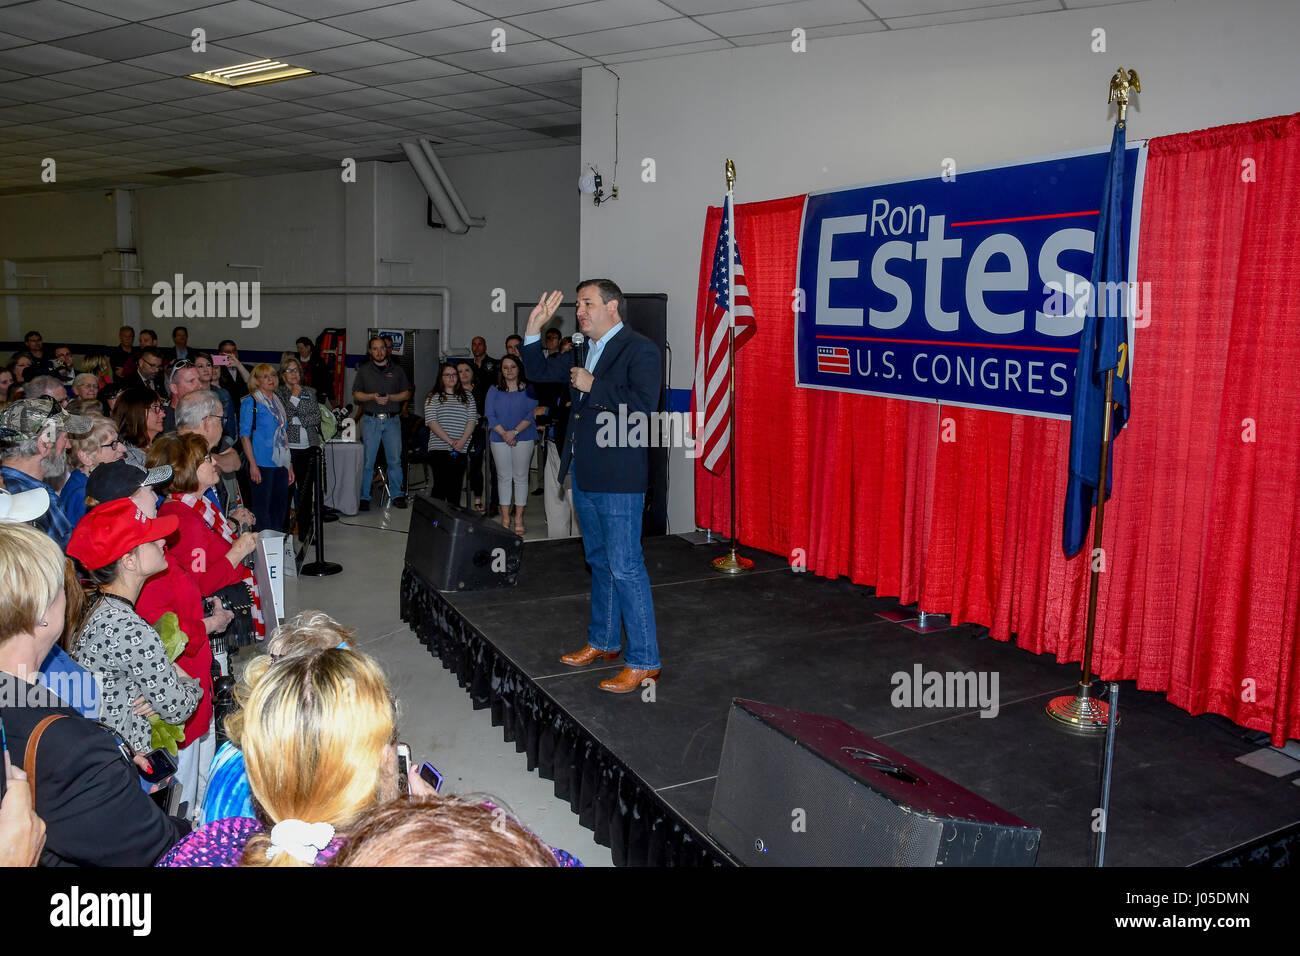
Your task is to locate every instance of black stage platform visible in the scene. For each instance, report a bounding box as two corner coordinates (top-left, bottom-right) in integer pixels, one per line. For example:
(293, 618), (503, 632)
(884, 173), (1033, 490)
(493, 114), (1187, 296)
(401, 535), (1300, 867)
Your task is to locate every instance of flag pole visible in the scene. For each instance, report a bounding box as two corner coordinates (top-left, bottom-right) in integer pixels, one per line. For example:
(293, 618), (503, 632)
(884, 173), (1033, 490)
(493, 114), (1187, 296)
(1046, 366), (1115, 733)
(714, 158), (753, 575)
(1046, 67), (1140, 734)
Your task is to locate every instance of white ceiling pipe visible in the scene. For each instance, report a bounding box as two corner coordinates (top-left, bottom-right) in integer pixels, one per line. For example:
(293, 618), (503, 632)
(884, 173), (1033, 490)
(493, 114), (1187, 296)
(400, 140), (467, 234)
(419, 138), (485, 229)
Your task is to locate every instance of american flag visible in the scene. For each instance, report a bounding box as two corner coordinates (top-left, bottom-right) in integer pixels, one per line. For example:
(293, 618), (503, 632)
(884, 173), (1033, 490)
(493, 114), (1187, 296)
(817, 346), (850, 374)
(695, 195), (755, 474)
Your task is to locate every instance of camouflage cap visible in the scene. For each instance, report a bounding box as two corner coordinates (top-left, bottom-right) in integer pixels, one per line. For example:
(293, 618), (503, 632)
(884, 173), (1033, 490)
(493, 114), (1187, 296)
(0, 397), (92, 444)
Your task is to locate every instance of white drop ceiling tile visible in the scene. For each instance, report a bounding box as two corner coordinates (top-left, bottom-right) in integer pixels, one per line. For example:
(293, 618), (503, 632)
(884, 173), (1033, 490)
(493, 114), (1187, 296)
(380, 73), (503, 98)
(30, 114), (127, 132)
(291, 41), (418, 73)
(512, 109), (582, 129)
(277, 111), (357, 130)
(407, 108), (477, 126)
(50, 24), (194, 60)
(0, 69), (25, 82)
(236, 74), (361, 99)
(84, 0), (230, 17)
(0, 76), (87, 102)
(0, 32), (29, 51)
(479, 59), (591, 85)
(507, 0), (680, 36)
(435, 87), (549, 109)
(152, 114), (247, 132)
(323, 0), (486, 40)
(384, 114), (454, 131)
(1063, 0), (1149, 7)
(259, 0), (395, 14)
(698, 0), (876, 35)
(331, 58), (462, 86)
(385, 21), (538, 58)
(883, 0), (1060, 29)
(225, 22), (363, 56)
(427, 119), (515, 135)
(46, 63), (169, 90)
(164, 93), (249, 113)
(0, 44), (108, 75)
(42, 90), (154, 114)
(869, 0), (1010, 15)
(472, 98), (565, 121)
(600, 37), (734, 61)
(115, 77), (230, 102)
(726, 19), (884, 45)
(0, 1), (126, 42)
(0, 102), (72, 125)
(561, 18), (714, 56)
(145, 1), (304, 40)
(121, 44), (266, 75)
(456, 129), (553, 146)
(215, 100), (316, 121)
(100, 103), (195, 125)
(655, 0), (790, 13)
(348, 98), (451, 120)
(437, 38), (584, 72)
(295, 87), (409, 110)
(528, 79), (581, 101)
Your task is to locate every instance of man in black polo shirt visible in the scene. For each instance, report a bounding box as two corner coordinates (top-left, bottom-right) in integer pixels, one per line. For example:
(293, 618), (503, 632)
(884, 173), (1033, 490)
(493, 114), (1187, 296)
(352, 336), (411, 511)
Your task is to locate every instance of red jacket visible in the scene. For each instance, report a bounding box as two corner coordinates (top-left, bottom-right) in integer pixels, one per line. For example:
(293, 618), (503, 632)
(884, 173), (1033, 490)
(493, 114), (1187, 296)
(136, 501), (244, 746)
(137, 558), (213, 746)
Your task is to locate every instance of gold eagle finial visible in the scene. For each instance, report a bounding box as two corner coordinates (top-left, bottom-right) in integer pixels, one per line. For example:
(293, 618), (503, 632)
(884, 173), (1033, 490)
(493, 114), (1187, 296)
(1108, 68), (1141, 123)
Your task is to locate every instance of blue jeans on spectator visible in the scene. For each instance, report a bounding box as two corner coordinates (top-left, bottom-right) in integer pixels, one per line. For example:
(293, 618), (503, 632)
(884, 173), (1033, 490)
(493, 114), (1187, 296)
(361, 414), (403, 502)
(570, 481), (660, 670)
(248, 465), (288, 534)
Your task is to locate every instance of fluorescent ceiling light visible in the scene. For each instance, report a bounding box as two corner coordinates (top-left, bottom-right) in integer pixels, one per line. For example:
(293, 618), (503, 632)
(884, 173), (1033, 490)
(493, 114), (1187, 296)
(188, 59), (313, 88)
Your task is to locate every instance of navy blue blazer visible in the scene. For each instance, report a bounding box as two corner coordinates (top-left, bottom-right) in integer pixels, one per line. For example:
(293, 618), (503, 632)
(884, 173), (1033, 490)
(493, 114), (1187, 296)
(521, 327), (662, 494)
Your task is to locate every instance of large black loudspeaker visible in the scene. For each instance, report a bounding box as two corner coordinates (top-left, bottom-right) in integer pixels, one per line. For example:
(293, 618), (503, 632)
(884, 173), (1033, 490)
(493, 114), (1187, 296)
(404, 494), (522, 591)
(708, 699), (1040, 866)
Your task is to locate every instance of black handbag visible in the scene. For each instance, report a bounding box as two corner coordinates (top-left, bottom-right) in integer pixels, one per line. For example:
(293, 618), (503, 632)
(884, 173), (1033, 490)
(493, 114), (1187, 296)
(206, 582), (257, 647)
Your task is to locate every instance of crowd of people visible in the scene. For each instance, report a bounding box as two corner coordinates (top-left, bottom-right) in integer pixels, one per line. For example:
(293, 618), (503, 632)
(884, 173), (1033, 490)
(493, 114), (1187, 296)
(0, 322), (590, 869)
(423, 329), (579, 537)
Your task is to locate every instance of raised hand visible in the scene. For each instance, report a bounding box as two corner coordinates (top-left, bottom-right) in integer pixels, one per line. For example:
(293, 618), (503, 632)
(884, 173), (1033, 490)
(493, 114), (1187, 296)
(527, 290), (564, 336)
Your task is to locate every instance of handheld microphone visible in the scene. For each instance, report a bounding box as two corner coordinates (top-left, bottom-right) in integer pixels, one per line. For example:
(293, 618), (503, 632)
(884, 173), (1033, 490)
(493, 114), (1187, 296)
(570, 332), (586, 367)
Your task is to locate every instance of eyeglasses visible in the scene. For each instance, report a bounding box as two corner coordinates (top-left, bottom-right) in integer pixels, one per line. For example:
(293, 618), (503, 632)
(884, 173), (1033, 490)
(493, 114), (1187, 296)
(167, 359), (194, 385)
(149, 403), (163, 413)
(101, 438), (124, 450)
(205, 414), (224, 423)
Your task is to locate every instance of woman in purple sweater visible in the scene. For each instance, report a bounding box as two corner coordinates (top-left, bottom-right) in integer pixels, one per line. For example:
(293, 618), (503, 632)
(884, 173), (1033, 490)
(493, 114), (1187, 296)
(485, 356), (538, 535)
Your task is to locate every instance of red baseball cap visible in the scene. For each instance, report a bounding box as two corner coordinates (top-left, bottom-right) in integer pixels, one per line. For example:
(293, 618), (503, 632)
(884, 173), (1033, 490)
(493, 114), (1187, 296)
(66, 497), (179, 571)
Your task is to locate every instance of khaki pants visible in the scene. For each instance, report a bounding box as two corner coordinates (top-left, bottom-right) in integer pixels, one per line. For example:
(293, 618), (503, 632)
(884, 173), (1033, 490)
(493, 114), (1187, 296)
(544, 439), (580, 538)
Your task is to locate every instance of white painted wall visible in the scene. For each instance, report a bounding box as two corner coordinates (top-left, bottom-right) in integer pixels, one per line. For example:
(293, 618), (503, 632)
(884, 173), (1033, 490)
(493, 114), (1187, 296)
(579, 0), (1300, 533)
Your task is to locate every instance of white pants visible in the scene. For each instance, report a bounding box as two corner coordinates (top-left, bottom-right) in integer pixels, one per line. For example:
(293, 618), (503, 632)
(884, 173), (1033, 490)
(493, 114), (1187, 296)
(490, 439), (534, 506)
(175, 724), (217, 824)
(543, 439), (580, 538)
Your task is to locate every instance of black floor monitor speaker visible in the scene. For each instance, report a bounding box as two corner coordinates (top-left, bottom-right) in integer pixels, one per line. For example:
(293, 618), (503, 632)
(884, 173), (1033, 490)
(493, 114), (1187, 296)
(405, 494), (522, 591)
(708, 699), (1041, 866)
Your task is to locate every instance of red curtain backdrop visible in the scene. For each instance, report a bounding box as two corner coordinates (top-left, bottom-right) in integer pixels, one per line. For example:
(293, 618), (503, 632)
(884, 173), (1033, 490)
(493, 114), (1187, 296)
(695, 113), (1300, 745)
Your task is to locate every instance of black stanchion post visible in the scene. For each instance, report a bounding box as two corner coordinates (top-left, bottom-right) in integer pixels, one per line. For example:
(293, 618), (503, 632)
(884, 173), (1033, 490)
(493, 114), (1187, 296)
(302, 443), (341, 576)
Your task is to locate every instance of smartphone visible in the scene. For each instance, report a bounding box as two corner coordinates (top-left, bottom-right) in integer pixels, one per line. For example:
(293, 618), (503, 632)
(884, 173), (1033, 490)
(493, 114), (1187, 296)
(396, 742), (410, 796)
(419, 761), (443, 793)
(139, 748), (178, 784)
(212, 354), (231, 366)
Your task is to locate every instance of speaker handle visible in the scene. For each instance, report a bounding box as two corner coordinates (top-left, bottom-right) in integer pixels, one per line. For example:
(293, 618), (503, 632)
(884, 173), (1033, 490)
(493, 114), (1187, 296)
(840, 747), (925, 785)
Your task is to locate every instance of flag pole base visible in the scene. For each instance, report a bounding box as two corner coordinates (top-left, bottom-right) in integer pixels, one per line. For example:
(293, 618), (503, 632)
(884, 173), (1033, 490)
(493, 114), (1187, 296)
(1045, 684), (1110, 735)
(712, 549), (754, 575)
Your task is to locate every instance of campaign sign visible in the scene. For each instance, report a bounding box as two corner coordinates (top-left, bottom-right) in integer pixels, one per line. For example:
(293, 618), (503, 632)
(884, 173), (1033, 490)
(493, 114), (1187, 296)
(795, 145), (1146, 418)
(378, 329), (405, 355)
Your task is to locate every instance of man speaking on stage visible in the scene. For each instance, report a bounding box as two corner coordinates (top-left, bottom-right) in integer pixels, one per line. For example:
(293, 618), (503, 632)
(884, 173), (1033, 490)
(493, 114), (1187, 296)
(522, 281), (662, 693)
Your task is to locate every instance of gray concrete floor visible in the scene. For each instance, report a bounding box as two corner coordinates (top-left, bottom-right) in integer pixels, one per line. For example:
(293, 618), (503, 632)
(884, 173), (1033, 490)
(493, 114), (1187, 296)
(279, 479), (614, 866)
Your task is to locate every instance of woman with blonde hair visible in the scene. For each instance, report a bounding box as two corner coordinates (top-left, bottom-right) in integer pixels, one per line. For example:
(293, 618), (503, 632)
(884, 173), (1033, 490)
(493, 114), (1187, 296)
(199, 610), (355, 825)
(239, 363), (293, 533)
(158, 645), (402, 867)
(82, 354), (113, 389)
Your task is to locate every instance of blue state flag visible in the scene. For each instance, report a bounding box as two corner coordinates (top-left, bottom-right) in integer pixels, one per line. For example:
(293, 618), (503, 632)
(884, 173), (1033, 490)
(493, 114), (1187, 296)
(1064, 122), (1133, 558)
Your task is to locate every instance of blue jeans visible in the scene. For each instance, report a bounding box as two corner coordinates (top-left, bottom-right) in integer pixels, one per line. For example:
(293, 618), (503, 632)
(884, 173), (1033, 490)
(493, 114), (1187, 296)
(570, 481), (660, 670)
(361, 414), (403, 501)
(248, 465), (288, 533)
